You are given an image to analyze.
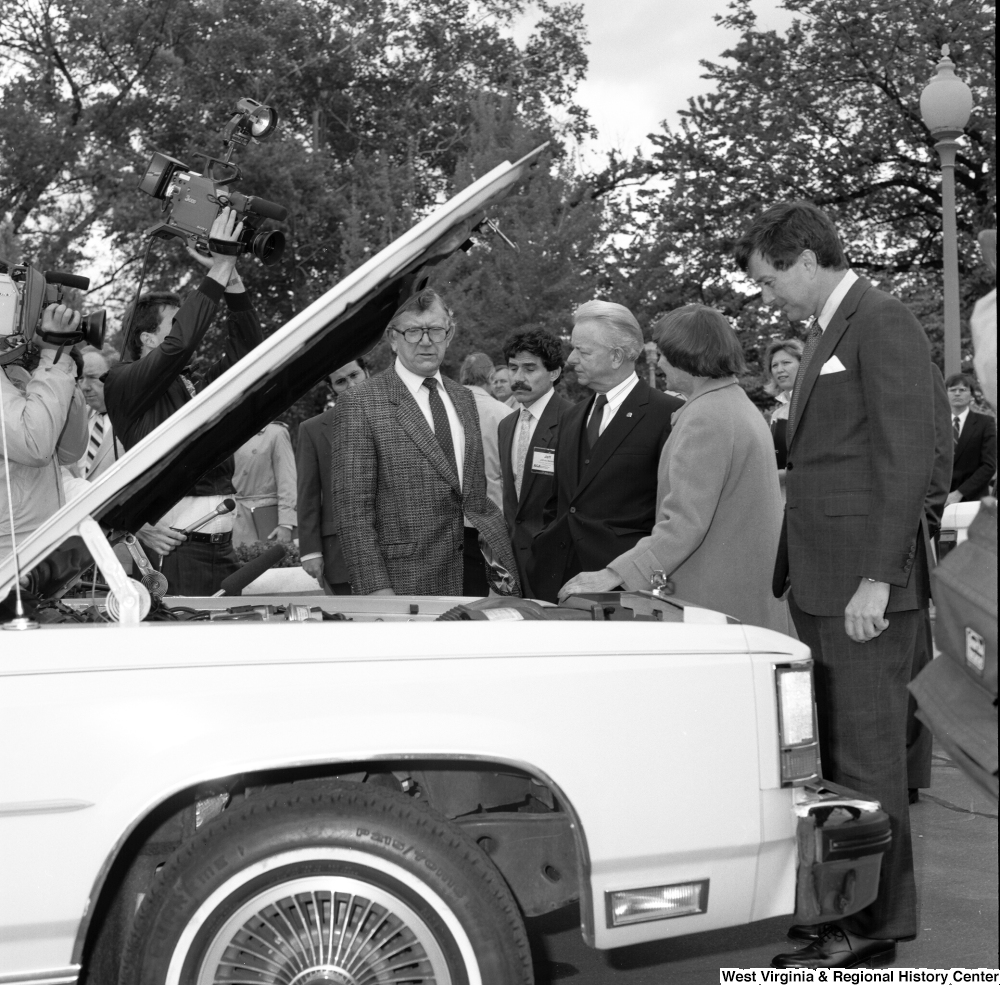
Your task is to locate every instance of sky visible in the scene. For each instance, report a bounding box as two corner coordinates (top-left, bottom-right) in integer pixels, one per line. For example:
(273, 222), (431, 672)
(529, 0), (798, 158)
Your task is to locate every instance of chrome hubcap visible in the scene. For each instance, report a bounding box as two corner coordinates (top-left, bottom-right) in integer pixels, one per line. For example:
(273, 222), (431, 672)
(198, 874), (451, 985)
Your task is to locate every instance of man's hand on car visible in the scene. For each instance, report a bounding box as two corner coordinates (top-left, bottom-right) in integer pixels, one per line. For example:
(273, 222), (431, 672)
(302, 557), (324, 583)
(137, 523), (186, 556)
(36, 304), (82, 349)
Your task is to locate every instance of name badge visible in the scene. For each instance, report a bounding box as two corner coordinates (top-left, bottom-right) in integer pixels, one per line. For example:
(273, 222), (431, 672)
(531, 449), (555, 474)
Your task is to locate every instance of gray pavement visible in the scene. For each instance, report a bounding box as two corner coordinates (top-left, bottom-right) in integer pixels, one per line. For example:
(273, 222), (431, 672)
(528, 746), (998, 983)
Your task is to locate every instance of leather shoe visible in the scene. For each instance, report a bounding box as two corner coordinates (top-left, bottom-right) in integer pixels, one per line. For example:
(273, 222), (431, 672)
(772, 924), (897, 968)
(786, 923), (822, 943)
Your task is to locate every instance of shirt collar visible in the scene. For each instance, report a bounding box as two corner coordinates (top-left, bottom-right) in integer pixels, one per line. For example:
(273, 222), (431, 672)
(519, 386), (555, 420)
(817, 269), (859, 331)
(395, 357), (442, 396)
(602, 371), (639, 404)
(955, 406), (971, 426)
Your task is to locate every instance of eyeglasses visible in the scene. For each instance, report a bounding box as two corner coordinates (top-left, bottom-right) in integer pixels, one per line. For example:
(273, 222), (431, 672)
(393, 325), (449, 344)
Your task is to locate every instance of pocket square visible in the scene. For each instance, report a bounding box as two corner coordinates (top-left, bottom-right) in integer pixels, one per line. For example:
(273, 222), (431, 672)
(819, 355), (846, 375)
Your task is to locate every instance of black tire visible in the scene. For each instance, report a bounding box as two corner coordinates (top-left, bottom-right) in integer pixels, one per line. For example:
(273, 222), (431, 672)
(119, 781), (533, 985)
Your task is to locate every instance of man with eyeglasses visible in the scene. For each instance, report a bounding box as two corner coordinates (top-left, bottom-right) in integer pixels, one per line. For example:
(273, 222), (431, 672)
(330, 288), (518, 597)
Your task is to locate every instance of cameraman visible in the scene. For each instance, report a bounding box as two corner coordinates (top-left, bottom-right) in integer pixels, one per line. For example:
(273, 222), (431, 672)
(1, 305), (89, 559)
(103, 208), (263, 595)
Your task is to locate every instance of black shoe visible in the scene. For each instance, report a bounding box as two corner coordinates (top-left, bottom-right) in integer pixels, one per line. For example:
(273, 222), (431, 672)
(772, 925), (897, 968)
(787, 923), (823, 943)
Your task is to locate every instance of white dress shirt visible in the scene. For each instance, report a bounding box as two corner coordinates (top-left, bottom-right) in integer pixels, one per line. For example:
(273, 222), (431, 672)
(953, 406), (971, 436)
(586, 372), (639, 437)
(511, 387), (556, 466)
(817, 269), (859, 331)
(394, 358), (465, 491)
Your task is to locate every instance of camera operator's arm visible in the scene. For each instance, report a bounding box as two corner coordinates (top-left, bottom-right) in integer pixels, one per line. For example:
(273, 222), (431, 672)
(0, 305), (83, 468)
(186, 215), (263, 390)
(104, 209), (247, 433)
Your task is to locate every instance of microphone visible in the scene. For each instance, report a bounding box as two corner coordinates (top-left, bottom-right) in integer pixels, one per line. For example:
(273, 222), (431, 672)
(215, 544), (286, 597)
(180, 498), (236, 535)
(226, 192), (288, 223)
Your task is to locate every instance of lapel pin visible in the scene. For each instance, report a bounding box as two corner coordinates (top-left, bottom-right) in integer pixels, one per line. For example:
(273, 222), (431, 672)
(626, 412), (632, 418)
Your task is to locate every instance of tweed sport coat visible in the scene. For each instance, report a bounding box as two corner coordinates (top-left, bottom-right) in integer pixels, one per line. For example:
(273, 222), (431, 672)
(330, 368), (519, 596)
(775, 276), (937, 617)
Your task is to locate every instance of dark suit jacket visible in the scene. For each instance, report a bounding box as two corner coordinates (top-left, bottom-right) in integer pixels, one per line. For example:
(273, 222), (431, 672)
(775, 277), (937, 616)
(498, 391), (569, 599)
(925, 365), (953, 539)
(528, 378), (683, 603)
(296, 409), (349, 586)
(951, 409), (997, 501)
(330, 368), (518, 596)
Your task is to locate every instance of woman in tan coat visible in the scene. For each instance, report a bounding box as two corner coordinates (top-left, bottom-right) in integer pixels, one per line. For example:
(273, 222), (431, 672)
(559, 304), (790, 634)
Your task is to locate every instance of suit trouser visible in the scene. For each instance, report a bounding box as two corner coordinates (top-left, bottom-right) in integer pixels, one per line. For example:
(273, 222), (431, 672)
(463, 527), (490, 597)
(789, 594), (919, 941)
(906, 609), (934, 790)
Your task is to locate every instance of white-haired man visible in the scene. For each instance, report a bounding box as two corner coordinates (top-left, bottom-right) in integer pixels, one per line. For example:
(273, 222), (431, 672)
(529, 300), (683, 602)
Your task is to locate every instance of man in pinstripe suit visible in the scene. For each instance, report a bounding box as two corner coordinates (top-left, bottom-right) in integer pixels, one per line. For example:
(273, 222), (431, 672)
(330, 289), (518, 597)
(737, 202), (937, 970)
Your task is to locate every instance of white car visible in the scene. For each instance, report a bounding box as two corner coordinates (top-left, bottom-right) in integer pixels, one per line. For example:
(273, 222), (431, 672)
(0, 151), (890, 985)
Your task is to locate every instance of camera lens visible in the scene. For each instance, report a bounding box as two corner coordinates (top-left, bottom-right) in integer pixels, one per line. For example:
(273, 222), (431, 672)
(252, 230), (285, 266)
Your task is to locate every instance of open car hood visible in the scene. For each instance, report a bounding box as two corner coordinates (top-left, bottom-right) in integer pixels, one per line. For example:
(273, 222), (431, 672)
(1, 146), (546, 600)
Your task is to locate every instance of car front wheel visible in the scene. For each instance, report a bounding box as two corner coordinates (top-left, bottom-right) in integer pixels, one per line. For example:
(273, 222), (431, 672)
(120, 781), (533, 985)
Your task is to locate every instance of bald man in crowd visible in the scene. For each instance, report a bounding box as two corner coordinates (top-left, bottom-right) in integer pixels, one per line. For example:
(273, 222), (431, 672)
(529, 300), (683, 602)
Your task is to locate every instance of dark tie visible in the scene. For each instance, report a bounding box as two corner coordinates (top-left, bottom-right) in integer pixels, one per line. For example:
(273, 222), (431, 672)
(787, 320), (823, 442)
(585, 394), (608, 451)
(953, 415), (962, 443)
(423, 377), (457, 475)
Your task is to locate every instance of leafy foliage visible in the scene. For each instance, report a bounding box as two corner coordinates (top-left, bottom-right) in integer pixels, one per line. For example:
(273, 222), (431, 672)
(603, 0), (995, 398)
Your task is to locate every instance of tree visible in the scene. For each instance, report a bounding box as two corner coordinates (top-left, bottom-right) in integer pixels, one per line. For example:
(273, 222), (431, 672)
(605, 0), (995, 397)
(0, 0), (596, 425)
(0, 0), (591, 307)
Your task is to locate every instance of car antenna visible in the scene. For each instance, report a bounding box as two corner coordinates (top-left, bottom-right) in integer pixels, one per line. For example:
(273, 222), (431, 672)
(0, 371), (39, 630)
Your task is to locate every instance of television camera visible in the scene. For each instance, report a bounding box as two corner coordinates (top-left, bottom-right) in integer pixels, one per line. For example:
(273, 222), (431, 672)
(137, 98), (288, 266)
(0, 260), (106, 367)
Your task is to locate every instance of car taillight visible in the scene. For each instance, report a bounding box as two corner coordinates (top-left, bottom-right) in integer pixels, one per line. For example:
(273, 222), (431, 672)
(775, 663), (821, 785)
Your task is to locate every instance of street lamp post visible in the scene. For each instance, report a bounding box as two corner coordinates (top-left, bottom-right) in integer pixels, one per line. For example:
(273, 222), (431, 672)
(919, 45), (974, 379)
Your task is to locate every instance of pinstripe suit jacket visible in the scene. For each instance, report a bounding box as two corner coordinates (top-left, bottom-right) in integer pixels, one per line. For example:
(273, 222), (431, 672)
(330, 367), (518, 596)
(775, 276), (937, 616)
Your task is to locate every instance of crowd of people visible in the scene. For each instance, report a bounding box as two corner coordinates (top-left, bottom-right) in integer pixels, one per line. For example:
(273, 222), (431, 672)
(2, 199), (997, 969)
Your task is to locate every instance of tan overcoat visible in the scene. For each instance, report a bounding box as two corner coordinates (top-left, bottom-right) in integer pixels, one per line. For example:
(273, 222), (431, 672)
(609, 377), (790, 633)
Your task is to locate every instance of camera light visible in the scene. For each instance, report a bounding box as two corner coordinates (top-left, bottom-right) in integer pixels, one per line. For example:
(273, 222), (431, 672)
(235, 97), (279, 140)
(606, 880), (709, 927)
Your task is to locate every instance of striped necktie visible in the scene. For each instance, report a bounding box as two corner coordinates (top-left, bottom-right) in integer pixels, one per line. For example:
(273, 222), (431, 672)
(84, 414), (105, 477)
(953, 415), (962, 443)
(514, 408), (532, 498)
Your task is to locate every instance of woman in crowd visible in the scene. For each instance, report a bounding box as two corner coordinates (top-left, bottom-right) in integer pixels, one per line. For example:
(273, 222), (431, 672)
(763, 338), (803, 493)
(559, 304), (789, 633)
